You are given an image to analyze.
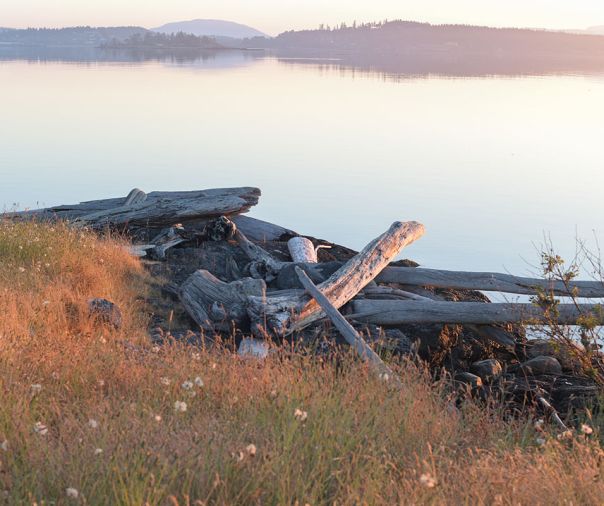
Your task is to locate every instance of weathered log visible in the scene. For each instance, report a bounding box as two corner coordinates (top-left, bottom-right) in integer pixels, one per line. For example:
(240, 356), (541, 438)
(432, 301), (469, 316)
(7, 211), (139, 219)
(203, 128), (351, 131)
(233, 227), (285, 280)
(296, 267), (402, 388)
(232, 215), (295, 242)
(179, 270), (266, 328)
(288, 237), (317, 263)
(247, 221), (425, 335)
(350, 300), (604, 325)
(14, 187), (261, 229)
(376, 267), (604, 298)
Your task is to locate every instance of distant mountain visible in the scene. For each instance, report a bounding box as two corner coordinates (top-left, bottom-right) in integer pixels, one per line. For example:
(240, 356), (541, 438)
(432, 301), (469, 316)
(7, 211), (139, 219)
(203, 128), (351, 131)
(152, 19), (267, 39)
(0, 26), (147, 46)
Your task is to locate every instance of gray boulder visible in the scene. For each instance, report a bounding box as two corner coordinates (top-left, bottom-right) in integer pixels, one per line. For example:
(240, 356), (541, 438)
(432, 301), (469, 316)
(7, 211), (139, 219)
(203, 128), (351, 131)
(88, 298), (123, 329)
(519, 355), (562, 376)
(470, 359), (503, 382)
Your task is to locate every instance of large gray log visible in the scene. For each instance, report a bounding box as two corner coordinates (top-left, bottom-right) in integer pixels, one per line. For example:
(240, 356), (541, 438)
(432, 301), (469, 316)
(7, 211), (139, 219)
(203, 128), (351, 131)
(351, 300), (604, 325)
(247, 221), (425, 335)
(296, 267), (402, 389)
(231, 215), (295, 242)
(376, 267), (604, 298)
(180, 270), (266, 328)
(13, 187), (261, 229)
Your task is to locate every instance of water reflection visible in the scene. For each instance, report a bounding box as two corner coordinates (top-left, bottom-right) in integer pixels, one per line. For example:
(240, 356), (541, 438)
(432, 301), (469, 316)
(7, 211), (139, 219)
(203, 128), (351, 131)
(2, 46), (604, 78)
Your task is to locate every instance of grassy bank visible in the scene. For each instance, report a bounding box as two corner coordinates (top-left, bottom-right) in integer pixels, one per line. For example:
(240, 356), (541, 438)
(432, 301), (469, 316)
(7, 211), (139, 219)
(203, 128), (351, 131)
(0, 220), (603, 505)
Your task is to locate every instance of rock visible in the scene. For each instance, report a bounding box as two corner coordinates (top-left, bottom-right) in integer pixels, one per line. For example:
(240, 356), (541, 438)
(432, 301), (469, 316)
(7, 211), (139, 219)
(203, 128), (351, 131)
(526, 339), (583, 372)
(88, 298), (122, 329)
(455, 372), (483, 389)
(238, 338), (269, 359)
(519, 355), (562, 376)
(470, 359), (503, 382)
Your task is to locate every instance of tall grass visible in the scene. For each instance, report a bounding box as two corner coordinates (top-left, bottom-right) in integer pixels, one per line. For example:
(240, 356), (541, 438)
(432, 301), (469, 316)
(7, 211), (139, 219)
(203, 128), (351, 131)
(0, 220), (603, 505)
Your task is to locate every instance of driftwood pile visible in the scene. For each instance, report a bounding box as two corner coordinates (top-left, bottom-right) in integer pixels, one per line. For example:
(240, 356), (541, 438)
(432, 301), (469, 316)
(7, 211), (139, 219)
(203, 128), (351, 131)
(18, 187), (604, 422)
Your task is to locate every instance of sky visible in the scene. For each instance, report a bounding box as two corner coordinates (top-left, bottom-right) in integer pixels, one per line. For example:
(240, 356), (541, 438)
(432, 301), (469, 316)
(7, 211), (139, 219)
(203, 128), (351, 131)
(3, 0), (604, 36)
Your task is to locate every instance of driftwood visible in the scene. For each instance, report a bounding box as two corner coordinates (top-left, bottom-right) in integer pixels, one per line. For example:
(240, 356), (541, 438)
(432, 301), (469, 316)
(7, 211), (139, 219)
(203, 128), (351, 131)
(234, 228), (285, 280)
(232, 215), (295, 242)
(180, 270), (266, 328)
(15, 187), (261, 230)
(350, 300), (604, 325)
(296, 267), (402, 388)
(288, 237), (318, 263)
(247, 221), (425, 335)
(376, 266), (604, 298)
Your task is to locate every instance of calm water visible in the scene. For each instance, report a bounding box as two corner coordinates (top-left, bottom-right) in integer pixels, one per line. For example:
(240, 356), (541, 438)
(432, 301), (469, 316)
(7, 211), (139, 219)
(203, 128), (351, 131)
(1, 49), (604, 276)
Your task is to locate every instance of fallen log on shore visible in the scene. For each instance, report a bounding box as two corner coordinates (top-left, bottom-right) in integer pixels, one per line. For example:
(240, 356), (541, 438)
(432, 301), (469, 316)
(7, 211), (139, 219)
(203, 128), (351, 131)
(351, 300), (604, 325)
(246, 221), (426, 335)
(13, 187), (261, 230)
(376, 266), (604, 298)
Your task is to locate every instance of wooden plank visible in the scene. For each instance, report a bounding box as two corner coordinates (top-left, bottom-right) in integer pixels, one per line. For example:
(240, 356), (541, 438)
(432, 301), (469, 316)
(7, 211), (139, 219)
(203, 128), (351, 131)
(295, 267), (402, 389)
(350, 300), (604, 325)
(376, 266), (604, 298)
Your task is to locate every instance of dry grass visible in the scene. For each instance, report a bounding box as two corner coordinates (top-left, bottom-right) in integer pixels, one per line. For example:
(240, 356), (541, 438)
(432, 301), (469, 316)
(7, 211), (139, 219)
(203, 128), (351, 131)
(1, 220), (603, 505)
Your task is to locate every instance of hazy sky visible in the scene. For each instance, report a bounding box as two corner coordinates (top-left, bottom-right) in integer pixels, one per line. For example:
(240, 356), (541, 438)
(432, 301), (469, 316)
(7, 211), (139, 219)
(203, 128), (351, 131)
(3, 0), (603, 35)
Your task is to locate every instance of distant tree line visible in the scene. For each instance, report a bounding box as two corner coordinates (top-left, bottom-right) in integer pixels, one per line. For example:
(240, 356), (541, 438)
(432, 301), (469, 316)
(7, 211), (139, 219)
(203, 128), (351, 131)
(244, 20), (604, 56)
(104, 31), (224, 50)
(0, 26), (146, 46)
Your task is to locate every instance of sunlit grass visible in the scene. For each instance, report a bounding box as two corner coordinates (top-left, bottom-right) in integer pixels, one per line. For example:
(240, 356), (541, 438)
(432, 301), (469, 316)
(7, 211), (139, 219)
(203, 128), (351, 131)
(0, 219), (603, 505)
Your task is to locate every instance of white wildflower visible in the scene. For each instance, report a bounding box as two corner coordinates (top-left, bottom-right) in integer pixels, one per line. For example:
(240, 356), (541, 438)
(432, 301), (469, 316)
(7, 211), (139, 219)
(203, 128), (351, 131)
(33, 422), (48, 436)
(181, 380), (194, 390)
(65, 487), (79, 499)
(151, 345), (160, 353)
(18, 267), (25, 273)
(0, 440), (8, 452)
(211, 363), (217, 370)
(42, 300), (50, 306)
(31, 384), (42, 395)
(88, 419), (99, 429)
(581, 423), (594, 435)
(419, 473), (437, 488)
(194, 376), (204, 387)
(294, 408), (308, 422)
(191, 353), (201, 361)
(536, 437), (546, 446)
(379, 372), (390, 382)
(94, 448), (103, 456)
(154, 414), (162, 422)
(557, 430), (573, 441)
(160, 377), (171, 386)
(246, 444), (257, 457)
(174, 401), (187, 412)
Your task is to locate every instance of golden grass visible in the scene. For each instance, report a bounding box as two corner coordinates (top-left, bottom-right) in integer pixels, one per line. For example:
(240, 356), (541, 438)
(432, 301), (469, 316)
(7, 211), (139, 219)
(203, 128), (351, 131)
(0, 220), (603, 505)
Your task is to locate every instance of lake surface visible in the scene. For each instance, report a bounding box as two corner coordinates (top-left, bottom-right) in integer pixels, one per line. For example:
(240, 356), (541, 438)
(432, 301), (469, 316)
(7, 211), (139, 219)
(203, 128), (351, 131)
(1, 48), (604, 278)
